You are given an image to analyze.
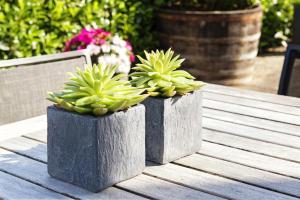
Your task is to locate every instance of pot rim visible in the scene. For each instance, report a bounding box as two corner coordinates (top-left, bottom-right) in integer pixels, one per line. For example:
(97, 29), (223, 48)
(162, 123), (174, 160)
(158, 4), (262, 15)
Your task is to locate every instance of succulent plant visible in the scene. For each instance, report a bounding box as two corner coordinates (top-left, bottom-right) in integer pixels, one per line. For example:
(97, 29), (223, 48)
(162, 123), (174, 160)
(47, 64), (148, 116)
(130, 49), (205, 97)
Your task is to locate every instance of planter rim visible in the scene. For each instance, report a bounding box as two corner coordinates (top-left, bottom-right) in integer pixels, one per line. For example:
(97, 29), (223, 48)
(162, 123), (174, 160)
(48, 104), (143, 119)
(158, 5), (262, 15)
(147, 89), (202, 100)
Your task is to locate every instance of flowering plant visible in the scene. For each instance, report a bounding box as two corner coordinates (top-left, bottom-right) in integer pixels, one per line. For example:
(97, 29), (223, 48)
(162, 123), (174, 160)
(65, 28), (135, 74)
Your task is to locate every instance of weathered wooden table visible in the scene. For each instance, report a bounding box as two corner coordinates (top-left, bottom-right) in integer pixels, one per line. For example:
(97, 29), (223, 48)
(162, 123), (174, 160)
(0, 84), (300, 200)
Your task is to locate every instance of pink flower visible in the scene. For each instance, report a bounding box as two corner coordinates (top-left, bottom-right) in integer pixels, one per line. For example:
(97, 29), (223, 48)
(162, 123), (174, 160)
(64, 40), (71, 51)
(130, 54), (135, 62)
(65, 36), (81, 51)
(77, 45), (85, 50)
(77, 29), (94, 45)
(99, 39), (106, 45)
(95, 28), (104, 34)
(64, 28), (135, 59)
(125, 41), (133, 51)
(102, 31), (111, 37)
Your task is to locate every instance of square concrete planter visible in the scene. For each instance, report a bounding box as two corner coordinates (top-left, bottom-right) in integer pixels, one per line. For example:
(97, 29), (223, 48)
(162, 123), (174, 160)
(47, 104), (145, 192)
(143, 90), (203, 164)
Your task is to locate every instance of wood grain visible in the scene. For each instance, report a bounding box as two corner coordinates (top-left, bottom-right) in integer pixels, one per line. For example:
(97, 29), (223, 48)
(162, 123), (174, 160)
(203, 99), (300, 125)
(117, 174), (224, 200)
(199, 142), (300, 179)
(144, 163), (299, 200)
(0, 115), (46, 142)
(204, 108), (300, 136)
(204, 84), (300, 107)
(0, 148), (146, 200)
(203, 129), (300, 162)
(0, 171), (70, 199)
(175, 154), (300, 198)
(23, 129), (47, 143)
(0, 136), (47, 163)
(203, 117), (300, 148)
(203, 91), (300, 116)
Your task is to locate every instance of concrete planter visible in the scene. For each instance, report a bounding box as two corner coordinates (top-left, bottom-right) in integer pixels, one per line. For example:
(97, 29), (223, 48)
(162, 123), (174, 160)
(143, 90), (203, 164)
(47, 104), (145, 192)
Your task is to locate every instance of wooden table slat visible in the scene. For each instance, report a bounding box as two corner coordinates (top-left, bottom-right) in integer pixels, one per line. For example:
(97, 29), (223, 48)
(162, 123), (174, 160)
(117, 174), (224, 200)
(0, 136), (47, 163)
(144, 163), (299, 200)
(204, 108), (300, 136)
(175, 154), (300, 198)
(0, 171), (71, 200)
(204, 84), (300, 107)
(0, 148), (147, 200)
(199, 142), (300, 179)
(0, 115), (46, 142)
(203, 99), (300, 126)
(203, 118), (300, 148)
(203, 91), (300, 116)
(203, 129), (300, 162)
(23, 130), (47, 143)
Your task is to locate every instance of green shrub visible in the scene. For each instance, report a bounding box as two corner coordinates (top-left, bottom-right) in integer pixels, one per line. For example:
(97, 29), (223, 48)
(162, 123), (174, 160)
(260, 0), (295, 50)
(0, 0), (299, 59)
(0, 0), (155, 59)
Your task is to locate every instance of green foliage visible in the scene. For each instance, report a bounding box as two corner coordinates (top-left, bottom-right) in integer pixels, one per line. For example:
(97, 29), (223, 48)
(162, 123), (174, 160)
(130, 49), (205, 97)
(0, 0), (155, 59)
(1, 0), (299, 59)
(155, 0), (259, 11)
(260, 0), (295, 50)
(47, 64), (148, 116)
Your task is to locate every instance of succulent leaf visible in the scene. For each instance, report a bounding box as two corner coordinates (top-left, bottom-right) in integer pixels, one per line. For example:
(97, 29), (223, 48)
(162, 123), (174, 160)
(47, 64), (148, 116)
(130, 48), (205, 97)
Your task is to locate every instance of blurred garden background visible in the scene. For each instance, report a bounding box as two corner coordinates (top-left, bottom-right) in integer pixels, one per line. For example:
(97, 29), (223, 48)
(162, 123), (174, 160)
(0, 0), (299, 93)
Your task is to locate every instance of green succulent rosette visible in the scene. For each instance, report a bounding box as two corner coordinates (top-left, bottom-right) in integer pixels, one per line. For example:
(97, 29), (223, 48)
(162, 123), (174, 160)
(47, 64), (148, 116)
(130, 48), (205, 97)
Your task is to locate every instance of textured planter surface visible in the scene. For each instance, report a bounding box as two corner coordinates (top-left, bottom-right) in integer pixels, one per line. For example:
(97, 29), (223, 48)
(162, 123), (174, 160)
(143, 90), (202, 164)
(156, 6), (262, 86)
(47, 105), (145, 192)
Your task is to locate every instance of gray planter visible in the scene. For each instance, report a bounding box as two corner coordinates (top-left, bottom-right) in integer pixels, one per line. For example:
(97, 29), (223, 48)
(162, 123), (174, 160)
(143, 90), (203, 164)
(47, 104), (145, 192)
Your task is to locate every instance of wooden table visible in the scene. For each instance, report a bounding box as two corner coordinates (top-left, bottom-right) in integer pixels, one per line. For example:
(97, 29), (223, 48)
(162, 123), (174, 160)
(0, 84), (300, 200)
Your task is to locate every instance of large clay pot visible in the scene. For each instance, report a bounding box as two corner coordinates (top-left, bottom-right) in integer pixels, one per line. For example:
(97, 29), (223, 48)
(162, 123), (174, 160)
(156, 6), (262, 86)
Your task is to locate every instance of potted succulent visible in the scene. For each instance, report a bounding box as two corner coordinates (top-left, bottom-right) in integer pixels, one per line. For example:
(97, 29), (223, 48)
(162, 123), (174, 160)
(130, 49), (205, 164)
(46, 64), (148, 192)
(65, 28), (135, 75)
(155, 0), (262, 86)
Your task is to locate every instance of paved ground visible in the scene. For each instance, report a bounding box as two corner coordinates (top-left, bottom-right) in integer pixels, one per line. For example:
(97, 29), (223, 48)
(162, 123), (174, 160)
(236, 54), (284, 94)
